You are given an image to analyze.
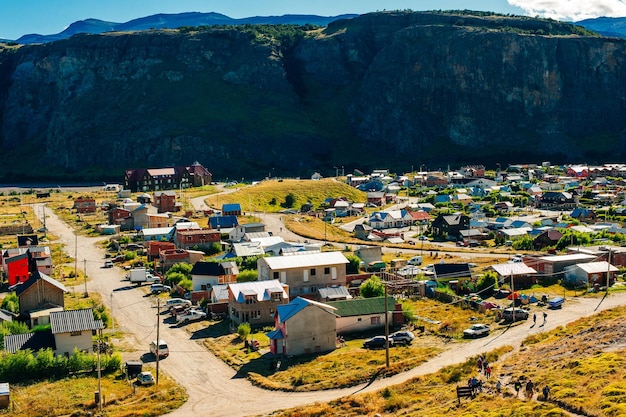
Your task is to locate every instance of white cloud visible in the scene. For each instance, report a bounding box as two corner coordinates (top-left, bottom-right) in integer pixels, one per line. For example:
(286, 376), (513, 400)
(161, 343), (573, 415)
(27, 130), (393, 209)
(507, 0), (626, 21)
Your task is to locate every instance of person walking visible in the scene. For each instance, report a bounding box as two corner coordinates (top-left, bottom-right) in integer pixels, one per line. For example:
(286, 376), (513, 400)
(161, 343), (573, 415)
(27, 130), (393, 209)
(485, 365), (492, 379)
(514, 380), (522, 397)
(543, 311), (547, 324)
(533, 313), (537, 325)
(543, 385), (551, 400)
(526, 379), (535, 399)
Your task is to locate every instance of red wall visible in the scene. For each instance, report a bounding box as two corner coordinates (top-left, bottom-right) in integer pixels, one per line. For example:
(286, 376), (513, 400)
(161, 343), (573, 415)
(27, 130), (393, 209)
(7, 257), (29, 286)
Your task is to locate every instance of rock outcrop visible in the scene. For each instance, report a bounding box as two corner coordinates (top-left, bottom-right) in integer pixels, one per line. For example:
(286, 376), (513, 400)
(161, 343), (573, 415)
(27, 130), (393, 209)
(1, 10), (625, 181)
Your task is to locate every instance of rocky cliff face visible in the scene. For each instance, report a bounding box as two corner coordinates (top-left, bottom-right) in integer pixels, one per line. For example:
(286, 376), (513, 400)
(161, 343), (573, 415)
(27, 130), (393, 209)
(1, 11), (625, 181)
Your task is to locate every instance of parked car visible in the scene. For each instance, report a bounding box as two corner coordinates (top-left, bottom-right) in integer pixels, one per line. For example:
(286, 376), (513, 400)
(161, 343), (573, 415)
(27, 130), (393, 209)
(389, 330), (415, 345)
(176, 308), (207, 324)
(367, 261), (387, 272)
(149, 339), (169, 358)
(166, 298), (192, 309)
(150, 283), (171, 294)
(136, 371), (155, 386)
(418, 235), (429, 241)
(502, 307), (529, 321)
(407, 256), (422, 266)
(103, 260), (114, 268)
(363, 335), (393, 349)
(463, 323), (491, 338)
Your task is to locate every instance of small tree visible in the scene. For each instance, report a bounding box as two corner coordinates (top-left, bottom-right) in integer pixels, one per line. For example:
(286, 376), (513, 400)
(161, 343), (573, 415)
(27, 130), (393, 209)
(345, 254), (362, 274)
(237, 322), (251, 342)
(237, 270), (258, 282)
(360, 275), (385, 298)
(281, 193), (296, 208)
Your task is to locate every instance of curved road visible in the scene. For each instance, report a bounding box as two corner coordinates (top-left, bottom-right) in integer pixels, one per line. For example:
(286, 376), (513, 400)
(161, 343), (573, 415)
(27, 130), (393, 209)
(36, 201), (626, 417)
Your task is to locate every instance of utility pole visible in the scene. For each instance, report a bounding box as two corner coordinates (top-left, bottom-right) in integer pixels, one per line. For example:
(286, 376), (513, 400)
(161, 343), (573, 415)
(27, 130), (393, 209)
(110, 292), (114, 332)
(74, 231), (78, 279)
(97, 328), (102, 411)
(156, 298), (160, 385)
(83, 258), (88, 297)
(384, 283), (390, 368)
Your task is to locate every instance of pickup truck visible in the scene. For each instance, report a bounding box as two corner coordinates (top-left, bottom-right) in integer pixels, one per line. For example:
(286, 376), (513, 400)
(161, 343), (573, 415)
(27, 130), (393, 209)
(176, 308), (207, 324)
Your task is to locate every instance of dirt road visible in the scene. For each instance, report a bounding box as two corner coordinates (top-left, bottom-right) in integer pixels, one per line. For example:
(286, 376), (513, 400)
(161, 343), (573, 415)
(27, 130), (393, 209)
(36, 202), (626, 417)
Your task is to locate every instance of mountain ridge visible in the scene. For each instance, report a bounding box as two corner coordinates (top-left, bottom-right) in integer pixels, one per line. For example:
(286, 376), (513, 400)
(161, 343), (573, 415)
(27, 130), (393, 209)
(12, 12), (358, 44)
(1, 10), (626, 182)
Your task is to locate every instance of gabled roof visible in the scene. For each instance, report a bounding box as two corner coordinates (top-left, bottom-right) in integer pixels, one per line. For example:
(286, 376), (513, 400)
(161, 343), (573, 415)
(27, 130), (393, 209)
(15, 272), (68, 297)
(326, 296), (394, 317)
(4, 331), (55, 353)
(276, 296), (336, 323)
(572, 261), (618, 274)
(491, 263), (537, 276)
(228, 280), (287, 303)
(433, 263), (472, 280)
(209, 215), (238, 229)
(211, 284), (230, 302)
(261, 251), (349, 269)
(50, 308), (102, 334)
(222, 203), (242, 212)
(232, 241), (265, 257)
(318, 286), (353, 300)
(191, 261), (226, 276)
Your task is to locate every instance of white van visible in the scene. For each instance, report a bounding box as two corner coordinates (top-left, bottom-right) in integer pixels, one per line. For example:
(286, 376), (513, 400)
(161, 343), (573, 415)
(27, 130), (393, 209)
(150, 339), (169, 358)
(407, 256), (423, 266)
(166, 298), (191, 309)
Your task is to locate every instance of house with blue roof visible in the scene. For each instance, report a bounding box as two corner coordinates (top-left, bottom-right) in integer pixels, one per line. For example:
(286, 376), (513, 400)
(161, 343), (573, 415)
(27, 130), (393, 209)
(209, 215), (238, 230)
(267, 297), (337, 356)
(222, 203), (242, 216)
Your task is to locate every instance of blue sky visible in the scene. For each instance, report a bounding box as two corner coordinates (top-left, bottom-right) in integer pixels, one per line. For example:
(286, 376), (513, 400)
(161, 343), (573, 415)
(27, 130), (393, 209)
(1, 0), (625, 40)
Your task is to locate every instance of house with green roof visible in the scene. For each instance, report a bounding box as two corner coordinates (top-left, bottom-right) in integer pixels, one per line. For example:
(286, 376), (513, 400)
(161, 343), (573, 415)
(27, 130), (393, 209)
(327, 296), (397, 335)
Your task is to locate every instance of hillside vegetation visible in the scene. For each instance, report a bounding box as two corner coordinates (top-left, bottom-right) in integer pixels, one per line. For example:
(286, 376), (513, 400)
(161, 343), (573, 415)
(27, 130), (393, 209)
(204, 179), (366, 213)
(272, 305), (626, 417)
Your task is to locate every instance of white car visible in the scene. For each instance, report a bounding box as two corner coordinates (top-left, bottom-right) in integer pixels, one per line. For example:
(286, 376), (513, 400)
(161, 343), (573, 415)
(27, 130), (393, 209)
(136, 371), (155, 386)
(150, 284), (171, 294)
(463, 323), (491, 338)
(176, 308), (207, 324)
(407, 256), (422, 266)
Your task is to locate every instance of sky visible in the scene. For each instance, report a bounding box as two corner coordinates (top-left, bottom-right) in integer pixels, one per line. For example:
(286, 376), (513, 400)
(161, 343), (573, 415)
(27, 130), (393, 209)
(1, 0), (626, 40)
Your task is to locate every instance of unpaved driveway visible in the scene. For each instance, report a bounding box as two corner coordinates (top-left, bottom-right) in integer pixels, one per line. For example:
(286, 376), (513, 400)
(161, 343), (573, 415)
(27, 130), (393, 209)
(36, 203), (626, 417)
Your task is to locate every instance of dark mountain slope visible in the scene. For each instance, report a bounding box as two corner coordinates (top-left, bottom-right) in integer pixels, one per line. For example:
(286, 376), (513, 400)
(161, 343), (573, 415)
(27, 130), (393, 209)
(0, 11), (625, 182)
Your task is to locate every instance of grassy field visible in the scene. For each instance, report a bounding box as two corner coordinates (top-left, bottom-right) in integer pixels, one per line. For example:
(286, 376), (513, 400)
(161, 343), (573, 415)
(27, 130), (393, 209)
(8, 368), (186, 417)
(199, 298), (509, 391)
(203, 178), (366, 213)
(270, 304), (626, 417)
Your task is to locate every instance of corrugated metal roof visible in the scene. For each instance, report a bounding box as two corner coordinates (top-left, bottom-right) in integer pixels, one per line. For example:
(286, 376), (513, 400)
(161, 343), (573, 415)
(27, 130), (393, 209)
(541, 254), (596, 262)
(492, 263), (537, 276)
(575, 261), (618, 274)
(263, 252), (348, 269)
(50, 308), (101, 334)
(327, 296), (393, 317)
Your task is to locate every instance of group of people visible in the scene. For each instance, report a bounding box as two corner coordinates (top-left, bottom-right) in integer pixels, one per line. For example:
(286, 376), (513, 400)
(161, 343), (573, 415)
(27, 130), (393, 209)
(476, 355), (492, 378)
(512, 378), (551, 400)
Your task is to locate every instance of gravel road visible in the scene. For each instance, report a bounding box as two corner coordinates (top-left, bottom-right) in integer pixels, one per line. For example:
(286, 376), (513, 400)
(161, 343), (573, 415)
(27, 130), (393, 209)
(35, 201), (626, 417)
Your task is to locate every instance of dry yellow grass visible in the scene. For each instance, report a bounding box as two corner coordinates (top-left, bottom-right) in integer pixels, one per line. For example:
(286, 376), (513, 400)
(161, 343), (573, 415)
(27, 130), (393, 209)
(270, 305), (626, 417)
(8, 369), (186, 417)
(204, 178), (366, 213)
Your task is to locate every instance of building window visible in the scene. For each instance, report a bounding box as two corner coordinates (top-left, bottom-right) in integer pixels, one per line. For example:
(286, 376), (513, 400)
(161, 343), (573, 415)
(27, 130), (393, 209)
(273, 271), (279, 279)
(271, 292), (282, 302)
(324, 267), (330, 274)
(70, 331), (81, 337)
(371, 317), (381, 325)
(310, 268), (316, 276)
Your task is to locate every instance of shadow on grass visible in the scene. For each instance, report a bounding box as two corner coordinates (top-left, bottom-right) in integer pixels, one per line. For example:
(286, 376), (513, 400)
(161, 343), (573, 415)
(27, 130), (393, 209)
(190, 319), (230, 340)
